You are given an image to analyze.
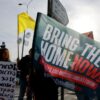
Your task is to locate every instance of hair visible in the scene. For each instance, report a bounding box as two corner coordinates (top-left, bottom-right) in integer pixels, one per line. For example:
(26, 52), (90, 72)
(28, 48), (32, 57)
(29, 48), (32, 53)
(0, 48), (10, 61)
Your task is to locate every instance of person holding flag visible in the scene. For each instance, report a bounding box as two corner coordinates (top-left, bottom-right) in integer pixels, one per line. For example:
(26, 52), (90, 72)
(17, 12), (35, 100)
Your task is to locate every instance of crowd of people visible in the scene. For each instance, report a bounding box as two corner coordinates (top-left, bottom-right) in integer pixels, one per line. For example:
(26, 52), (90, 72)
(0, 42), (100, 100)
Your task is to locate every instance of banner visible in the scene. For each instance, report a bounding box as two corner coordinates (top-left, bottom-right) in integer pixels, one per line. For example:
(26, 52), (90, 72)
(0, 61), (16, 100)
(32, 13), (100, 91)
(18, 12), (35, 58)
(18, 12), (35, 33)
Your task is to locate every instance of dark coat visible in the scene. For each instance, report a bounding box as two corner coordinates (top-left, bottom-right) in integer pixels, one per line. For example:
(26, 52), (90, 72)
(18, 55), (32, 79)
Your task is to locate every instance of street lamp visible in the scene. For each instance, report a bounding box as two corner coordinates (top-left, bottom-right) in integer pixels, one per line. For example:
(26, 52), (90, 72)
(18, 0), (33, 58)
(18, 0), (33, 14)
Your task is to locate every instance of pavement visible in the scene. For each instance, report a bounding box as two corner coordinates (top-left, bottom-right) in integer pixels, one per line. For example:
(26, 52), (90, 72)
(14, 85), (77, 100)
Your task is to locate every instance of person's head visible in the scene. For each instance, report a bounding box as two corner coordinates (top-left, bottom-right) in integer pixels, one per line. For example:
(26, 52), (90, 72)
(0, 48), (10, 61)
(29, 48), (32, 58)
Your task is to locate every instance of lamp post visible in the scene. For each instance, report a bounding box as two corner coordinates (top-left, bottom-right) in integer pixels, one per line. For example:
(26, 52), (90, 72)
(18, 0), (33, 58)
(18, 0), (33, 14)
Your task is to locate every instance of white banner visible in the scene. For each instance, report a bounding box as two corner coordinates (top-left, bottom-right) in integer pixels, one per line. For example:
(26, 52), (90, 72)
(0, 61), (16, 100)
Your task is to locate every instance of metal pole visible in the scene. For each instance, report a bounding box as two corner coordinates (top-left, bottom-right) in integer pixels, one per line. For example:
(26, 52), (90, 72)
(18, 0), (33, 59)
(21, 0), (33, 58)
(18, 0), (33, 14)
(21, 30), (25, 58)
(27, 0), (33, 14)
(61, 87), (64, 100)
(26, 4), (28, 14)
(17, 15), (20, 60)
(17, 34), (20, 60)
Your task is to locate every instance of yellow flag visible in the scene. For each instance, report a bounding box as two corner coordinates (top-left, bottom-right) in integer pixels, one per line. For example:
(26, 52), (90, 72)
(18, 12), (35, 33)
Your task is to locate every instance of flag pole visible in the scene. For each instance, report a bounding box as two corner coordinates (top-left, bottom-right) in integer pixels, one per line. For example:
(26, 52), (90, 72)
(21, 30), (25, 58)
(17, 15), (20, 61)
